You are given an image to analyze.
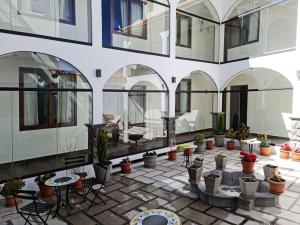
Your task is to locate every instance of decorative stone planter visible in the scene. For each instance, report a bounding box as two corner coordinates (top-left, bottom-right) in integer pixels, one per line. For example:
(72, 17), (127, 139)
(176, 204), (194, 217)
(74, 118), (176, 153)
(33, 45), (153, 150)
(241, 160), (255, 174)
(214, 134), (225, 147)
(39, 184), (54, 198)
(168, 151), (177, 161)
(226, 140), (235, 150)
(204, 174), (222, 194)
(292, 152), (300, 161)
(268, 177), (286, 195)
(206, 141), (213, 150)
(192, 158), (204, 167)
(144, 154), (157, 168)
(188, 166), (203, 184)
(215, 155), (227, 170)
(195, 143), (205, 154)
(94, 162), (112, 182)
(263, 164), (278, 181)
(239, 177), (259, 199)
(5, 196), (20, 207)
(280, 150), (290, 159)
(260, 146), (271, 156)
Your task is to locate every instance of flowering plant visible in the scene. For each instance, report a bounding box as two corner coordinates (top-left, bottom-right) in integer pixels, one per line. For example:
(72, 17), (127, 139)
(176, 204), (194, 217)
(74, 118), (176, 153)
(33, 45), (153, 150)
(240, 151), (257, 162)
(295, 147), (300, 153)
(120, 157), (131, 164)
(281, 143), (292, 151)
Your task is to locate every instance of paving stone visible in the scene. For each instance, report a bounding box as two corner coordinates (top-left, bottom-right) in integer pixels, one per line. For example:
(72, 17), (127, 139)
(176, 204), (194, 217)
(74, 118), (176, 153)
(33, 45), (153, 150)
(143, 170), (164, 178)
(142, 183), (165, 193)
(156, 166), (173, 172)
(87, 199), (118, 216)
(126, 171), (147, 178)
(130, 190), (156, 201)
(162, 181), (186, 191)
(213, 221), (232, 225)
(111, 198), (143, 215)
(102, 182), (125, 194)
(163, 170), (183, 177)
(175, 187), (199, 199)
(207, 207), (245, 224)
(120, 182), (145, 193)
(263, 207), (300, 223)
(189, 201), (210, 212)
(114, 176), (137, 185)
(106, 190), (132, 203)
(275, 218), (300, 225)
(278, 195), (296, 210)
(164, 197), (194, 212)
(65, 212), (97, 225)
(94, 210), (126, 225)
(235, 209), (276, 224)
(153, 175), (175, 184)
(138, 198), (169, 211)
(152, 188), (180, 201)
(290, 203), (300, 213)
(243, 221), (262, 225)
(134, 176), (155, 184)
(123, 209), (140, 220)
(179, 207), (216, 225)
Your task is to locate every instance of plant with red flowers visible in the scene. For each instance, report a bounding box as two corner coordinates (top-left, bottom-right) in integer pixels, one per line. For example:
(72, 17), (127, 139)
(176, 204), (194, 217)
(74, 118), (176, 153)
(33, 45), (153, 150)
(240, 151), (257, 173)
(280, 143), (292, 159)
(281, 143), (292, 151)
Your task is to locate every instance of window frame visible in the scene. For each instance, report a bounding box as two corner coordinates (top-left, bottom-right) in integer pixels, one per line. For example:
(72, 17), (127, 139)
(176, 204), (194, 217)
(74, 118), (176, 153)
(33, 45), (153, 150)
(59, 0), (76, 25)
(175, 79), (191, 114)
(19, 67), (77, 131)
(111, 0), (148, 40)
(176, 13), (192, 48)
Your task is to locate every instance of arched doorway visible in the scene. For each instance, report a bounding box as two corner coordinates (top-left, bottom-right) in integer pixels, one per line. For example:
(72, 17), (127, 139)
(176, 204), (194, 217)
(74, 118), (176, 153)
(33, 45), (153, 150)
(222, 68), (293, 139)
(0, 51), (92, 180)
(103, 64), (169, 159)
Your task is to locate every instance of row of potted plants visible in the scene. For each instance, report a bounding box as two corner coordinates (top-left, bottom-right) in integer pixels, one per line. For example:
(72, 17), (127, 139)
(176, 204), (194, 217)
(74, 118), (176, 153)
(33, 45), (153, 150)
(280, 143), (300, 161)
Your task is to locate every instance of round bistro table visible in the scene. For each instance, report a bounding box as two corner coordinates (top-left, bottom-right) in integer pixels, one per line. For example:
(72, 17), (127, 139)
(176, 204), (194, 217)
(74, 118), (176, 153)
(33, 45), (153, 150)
(45, 174), (80, 217)
(130, 209), (181, 225)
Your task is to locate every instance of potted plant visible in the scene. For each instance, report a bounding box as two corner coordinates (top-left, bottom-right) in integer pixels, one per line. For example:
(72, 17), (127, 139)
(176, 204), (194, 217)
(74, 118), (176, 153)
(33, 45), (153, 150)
(94, 129), (112, 182)
(240, 151), (257, 173)
(206, 140), (214, 150)
(120, 157), (131, 173)
(215, 155), (228, 170)
(34, 172), (56, 197)
(259, 134), (271, 156)
(237, 123), (250, 151)
(214, 114), (225, 147)
(143, 151), (157, 168)
(188, 165), (203, 185)
(239, 177), (259, 199)
(226, 128), (236, 150)
(204, 173), (222, 194)
(194, 134), (205, 153)
(291, 147), (300, 161)
(1, 179), (25, 207)
(168, 149), (177, 161)
(193, 157), (204, 167)
(280, 143), (292, 159)
(268, 171), (286, 195)
(263, 164), (279, 181)
(71, 168), (86, 190)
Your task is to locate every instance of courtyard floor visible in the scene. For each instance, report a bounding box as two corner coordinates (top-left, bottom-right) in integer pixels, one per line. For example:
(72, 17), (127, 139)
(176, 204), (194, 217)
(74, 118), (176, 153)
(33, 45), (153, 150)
(1, 145), (300, 225)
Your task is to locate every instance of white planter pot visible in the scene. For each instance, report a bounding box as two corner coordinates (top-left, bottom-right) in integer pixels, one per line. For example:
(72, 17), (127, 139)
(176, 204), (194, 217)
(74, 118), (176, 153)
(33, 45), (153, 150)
(239, 177), (259, 199)
(263, 165), (279, 181)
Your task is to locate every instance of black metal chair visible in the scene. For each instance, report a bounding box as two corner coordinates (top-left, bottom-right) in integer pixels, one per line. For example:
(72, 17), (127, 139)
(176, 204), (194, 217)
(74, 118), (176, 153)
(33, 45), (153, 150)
(13, 190), (55, 225)
(81, 165), (108, 210)
(64, 155), (87, 178)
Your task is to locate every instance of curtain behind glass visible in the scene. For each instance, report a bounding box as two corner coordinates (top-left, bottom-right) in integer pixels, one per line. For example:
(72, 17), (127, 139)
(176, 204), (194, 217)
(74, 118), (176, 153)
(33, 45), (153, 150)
(130, 0), (143, 36)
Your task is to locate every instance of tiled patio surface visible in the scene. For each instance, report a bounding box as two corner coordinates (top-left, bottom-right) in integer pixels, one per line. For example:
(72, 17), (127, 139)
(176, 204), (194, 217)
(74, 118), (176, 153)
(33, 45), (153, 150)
(2, 146), (300, 225)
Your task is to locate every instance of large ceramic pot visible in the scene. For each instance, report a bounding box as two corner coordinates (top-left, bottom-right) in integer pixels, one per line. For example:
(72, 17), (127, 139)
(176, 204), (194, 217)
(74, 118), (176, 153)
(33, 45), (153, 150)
(214, 135), (225, 147)
(280, 150), (290, 159)
(241, 160), (255, 173)
(39, 184), (54, 198)
(215, 156), (227, 170)
(121, 162), (131, 173)
(292, 152), (300, 161)
(195, 143), (205, 154)
(260, 146), (271, 156)
(268, 177), (286, 195)
(94, 161), (112, 182)
(226, 141), (235, 150)
(188, 166), (203, 184)
(144, 155), (157, 168)
(5, 196), (20, 207)
(263, 165), (279, 181)
(206, 141), (213, 150)
(239, 177), (259, 199)
(168, 151), (177, 161)
(204, 174), (222, 194)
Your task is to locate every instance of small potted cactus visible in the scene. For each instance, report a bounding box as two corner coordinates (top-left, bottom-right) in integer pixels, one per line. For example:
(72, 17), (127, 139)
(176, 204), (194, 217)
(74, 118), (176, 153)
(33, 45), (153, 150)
(259, 134), (271, 156)
(240, 151), (257, 173)
(168, 149), (177, 161)
(215, 155), (227, 170)
(263, 164), (279, 181)
(226, 128), (236, 150)
(268, 171), (286, 195)
(120, 157), (131, 173)
(239, 177), (259, 199)
(291, 147), (300, 161)
(204, 173), (222, 194)
(280, 143), (292, 159)
(194, 134), (205, 153)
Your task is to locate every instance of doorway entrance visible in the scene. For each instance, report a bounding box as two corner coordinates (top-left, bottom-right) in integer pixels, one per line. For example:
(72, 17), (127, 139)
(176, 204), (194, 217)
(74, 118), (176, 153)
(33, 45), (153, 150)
(230, 85), (248, 130)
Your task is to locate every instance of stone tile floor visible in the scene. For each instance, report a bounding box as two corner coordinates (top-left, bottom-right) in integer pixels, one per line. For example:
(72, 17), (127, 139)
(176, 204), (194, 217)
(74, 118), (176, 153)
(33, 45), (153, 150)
(2, 146), (300, 225)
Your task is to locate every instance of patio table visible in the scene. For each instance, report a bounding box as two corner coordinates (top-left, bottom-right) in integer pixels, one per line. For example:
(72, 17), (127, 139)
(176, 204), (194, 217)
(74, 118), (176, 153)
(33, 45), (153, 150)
(130, 209), (181, 225)
(45, 174), (80, 217)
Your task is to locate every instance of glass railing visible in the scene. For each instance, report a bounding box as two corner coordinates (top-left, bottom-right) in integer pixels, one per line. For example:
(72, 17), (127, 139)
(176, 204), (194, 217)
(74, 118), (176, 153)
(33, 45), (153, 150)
(102, 0), (170, 56)
(222, 0), (298, 62)
(0, 0), (92, 43)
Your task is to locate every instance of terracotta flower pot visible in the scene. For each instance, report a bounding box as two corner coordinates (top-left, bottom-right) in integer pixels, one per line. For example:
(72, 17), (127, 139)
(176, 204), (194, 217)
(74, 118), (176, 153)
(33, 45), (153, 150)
(5, 196), (20, 207)
(280, 150), (290, 159)
(268, 177), (286, 195)
(226, 141), (235, 150)
(39, 184), (54, 198)
(121, 162), (131, 173)
(168, 151), (177, 161)
(292, 152), (300, 161)
(260, 146), (271, 156)
(71, 176), (84, 190)
(184, 148), (192, 156)
(206, 141), (213, 150)
(241, 160), (255, 173)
